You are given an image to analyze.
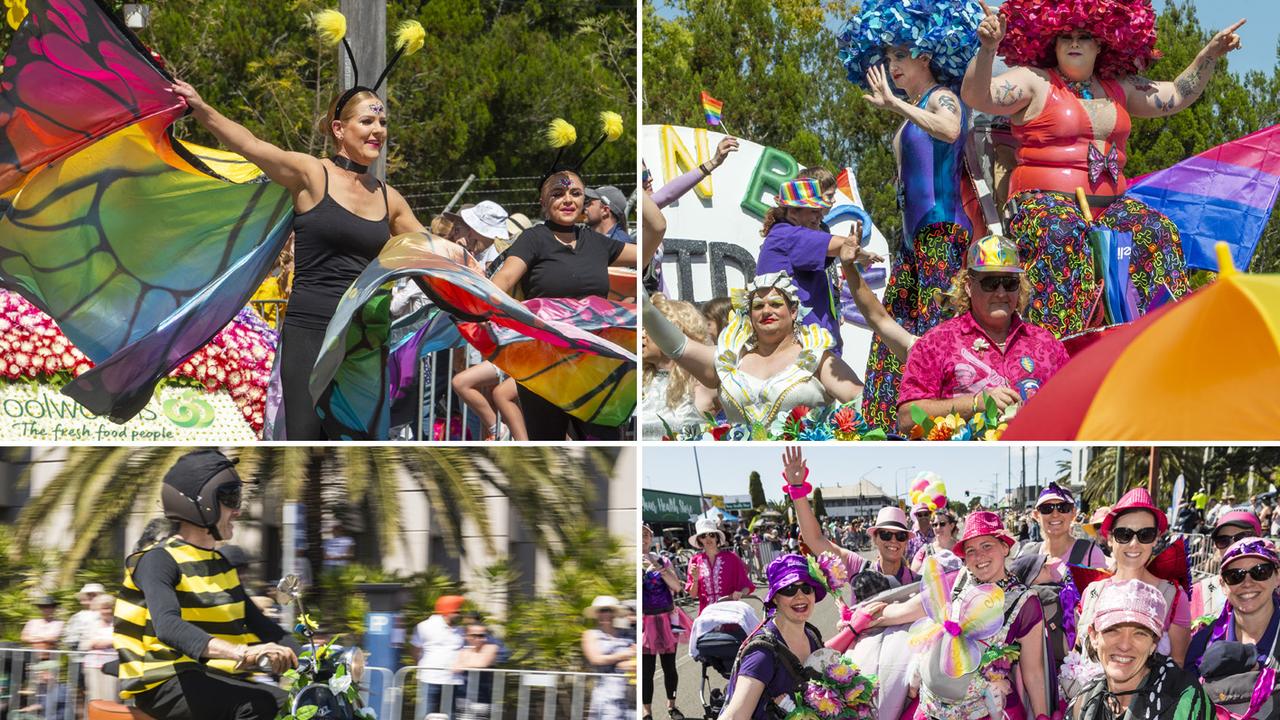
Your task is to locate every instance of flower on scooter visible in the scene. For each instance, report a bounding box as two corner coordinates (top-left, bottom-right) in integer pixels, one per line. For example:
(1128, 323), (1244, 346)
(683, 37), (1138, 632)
(328, 673), (353, 694)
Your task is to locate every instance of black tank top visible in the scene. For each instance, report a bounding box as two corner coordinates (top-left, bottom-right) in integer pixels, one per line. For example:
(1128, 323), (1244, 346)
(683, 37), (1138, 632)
(286, 167), (391, 329)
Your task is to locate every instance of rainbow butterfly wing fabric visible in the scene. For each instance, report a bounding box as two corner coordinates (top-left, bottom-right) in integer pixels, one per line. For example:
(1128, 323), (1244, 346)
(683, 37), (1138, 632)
(909, 556), (1005, 678)
(309, 232), (636, 439)
(0, 0), (292, 421)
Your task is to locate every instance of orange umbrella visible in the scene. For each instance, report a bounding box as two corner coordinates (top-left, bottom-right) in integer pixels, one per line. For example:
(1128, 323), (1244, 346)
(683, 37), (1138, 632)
(1005, 243), (1280, 440)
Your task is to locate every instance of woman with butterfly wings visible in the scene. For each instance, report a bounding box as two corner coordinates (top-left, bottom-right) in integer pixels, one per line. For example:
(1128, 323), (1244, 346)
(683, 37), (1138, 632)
(864, 511), (1051, 720)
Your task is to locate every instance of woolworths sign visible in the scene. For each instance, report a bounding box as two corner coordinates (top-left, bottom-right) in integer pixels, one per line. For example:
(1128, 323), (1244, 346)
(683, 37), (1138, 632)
(0, 382), (256, 442)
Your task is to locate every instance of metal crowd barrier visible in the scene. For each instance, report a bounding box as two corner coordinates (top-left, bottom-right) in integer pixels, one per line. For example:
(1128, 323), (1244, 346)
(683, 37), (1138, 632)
(0, 647), (105, 720)
(1176, 532), (1218, 581)
(391, 664), (630, 720)
(245, 298), (635, 441)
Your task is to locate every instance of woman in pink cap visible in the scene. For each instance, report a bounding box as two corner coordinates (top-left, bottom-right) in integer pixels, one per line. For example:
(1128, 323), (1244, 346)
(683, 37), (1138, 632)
(1074, 488), (1191, 666)
(867, 510), (1051, 720)
(782, 447), (917, 601)
(1184, 537), (1280, 671)
(1071, 580), (1213, 720)
(1189, 510), (1262, 625)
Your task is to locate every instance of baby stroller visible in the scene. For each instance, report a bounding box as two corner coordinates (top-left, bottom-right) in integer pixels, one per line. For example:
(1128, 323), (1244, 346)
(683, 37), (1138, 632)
(688, 599), (762, 719)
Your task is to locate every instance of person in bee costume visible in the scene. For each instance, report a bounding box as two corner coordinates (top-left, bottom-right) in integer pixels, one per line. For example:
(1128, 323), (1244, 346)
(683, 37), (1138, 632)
(114, 450), (301, 720)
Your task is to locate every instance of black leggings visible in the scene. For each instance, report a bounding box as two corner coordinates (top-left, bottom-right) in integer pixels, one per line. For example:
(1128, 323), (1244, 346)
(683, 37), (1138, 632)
(135, 671), (287, 720)
(641, 651), (678, 706)
(278, 321), (328, 440)
(516, 384), (621, 440)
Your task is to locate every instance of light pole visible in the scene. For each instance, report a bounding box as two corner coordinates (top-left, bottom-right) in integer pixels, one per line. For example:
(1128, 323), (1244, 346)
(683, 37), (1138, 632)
(895, 465), (916, 503)
(855, 465), (881, 517)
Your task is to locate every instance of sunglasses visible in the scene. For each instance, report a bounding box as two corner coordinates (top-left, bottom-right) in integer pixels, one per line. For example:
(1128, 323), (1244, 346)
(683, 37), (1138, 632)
(877, 530), (909, 543)
(1222, 562), (1277, 586)
(1111, 526), (1158, 545)
(467, 633), (487, 639)
(1038, 501), (1075, 515)
(775, 583), (815, 597)
(216, 483), (242, 510)
(930, 520), (952, 528)
(977, 276), (1021, 293)
(1213, 532), (1254, 550)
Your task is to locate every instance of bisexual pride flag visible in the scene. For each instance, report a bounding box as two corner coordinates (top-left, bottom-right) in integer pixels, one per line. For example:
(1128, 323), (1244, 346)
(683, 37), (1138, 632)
(1126, 124), (1280, 272)
(700, 90), (723, 127)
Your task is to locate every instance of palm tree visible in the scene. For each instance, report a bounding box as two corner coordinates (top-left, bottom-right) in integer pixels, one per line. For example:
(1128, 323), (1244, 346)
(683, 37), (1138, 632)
(10, 446), (621, 586)
(1057, 446), (1280, 509)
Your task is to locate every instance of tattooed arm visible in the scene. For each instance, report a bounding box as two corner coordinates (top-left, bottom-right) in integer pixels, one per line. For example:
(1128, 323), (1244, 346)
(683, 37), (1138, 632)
(863, 66), (964, 143)
(961, 55), (1042, 116)
(1123, 19), (1245, 118)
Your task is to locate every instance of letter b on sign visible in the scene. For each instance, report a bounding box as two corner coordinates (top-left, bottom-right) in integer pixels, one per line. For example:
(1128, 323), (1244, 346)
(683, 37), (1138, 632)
(740, 146), (799, 219)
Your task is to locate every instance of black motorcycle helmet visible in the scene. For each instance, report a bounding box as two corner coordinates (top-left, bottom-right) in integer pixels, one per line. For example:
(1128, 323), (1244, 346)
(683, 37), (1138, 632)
(161, 449), (242, 541)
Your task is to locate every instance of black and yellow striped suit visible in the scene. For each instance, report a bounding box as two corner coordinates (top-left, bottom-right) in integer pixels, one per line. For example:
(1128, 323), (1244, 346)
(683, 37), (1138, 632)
(113, 537), (262, 698)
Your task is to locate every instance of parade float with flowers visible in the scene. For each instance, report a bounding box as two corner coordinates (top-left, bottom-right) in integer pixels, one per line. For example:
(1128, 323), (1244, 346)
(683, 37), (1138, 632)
(0, 290), (275, 441)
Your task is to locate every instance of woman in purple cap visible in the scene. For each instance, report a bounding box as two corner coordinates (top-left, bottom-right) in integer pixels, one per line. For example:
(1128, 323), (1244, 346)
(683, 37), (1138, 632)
(1017, 482), (1106, 571)
(1189, 510), (1262, 624)
(719, 553), (827, 720)
(1072, 580), (1213, 720)
(1184, 537), (1280, 671)
(1075, 488), (1191, 666)
(867, 510), (1050, 720)
(782, 447), (917, 601)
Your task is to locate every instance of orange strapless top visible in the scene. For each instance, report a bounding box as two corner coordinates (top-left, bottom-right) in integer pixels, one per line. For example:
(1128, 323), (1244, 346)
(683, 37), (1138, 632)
(1009, 71), (1131, 203)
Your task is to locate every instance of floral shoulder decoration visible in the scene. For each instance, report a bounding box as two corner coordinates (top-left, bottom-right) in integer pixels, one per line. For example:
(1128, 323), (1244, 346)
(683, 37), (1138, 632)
(1058, 648), (1103, 700)
(785, 648), (877, 720)
(661, 401), (888, 442)
(905, 395), (1015, 441)
(0, 290), (276, 435)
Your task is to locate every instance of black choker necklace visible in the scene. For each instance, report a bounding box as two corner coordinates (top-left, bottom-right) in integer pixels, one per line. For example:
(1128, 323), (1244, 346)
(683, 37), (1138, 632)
(330, 155), (369, 174)
(545, 220), (576, 233)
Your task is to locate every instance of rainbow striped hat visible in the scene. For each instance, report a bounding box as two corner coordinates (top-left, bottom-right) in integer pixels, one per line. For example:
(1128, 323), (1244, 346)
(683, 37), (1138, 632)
(775, 178), (832, 209)
(965, 234), (1024, 274)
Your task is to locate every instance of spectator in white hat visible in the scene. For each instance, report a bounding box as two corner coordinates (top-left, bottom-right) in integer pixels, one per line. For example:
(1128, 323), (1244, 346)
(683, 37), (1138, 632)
(445, 200), (510, 265)
(62, 582), (105, 650)
(584, 186), (632, 244)
(686, 517), (755, 614)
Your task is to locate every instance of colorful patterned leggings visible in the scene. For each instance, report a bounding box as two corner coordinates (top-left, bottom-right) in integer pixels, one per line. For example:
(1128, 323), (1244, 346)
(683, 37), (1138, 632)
(862, 222), (970, 432)
(1006, 190), (1191, 339)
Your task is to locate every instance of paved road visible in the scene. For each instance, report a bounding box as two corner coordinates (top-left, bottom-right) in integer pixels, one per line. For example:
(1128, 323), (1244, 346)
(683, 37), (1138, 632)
(647, 553), (869, 720)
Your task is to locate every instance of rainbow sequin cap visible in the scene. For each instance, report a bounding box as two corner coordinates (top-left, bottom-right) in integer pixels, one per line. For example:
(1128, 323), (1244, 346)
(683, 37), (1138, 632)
(775, 178), (832, 209)
(966, 234), (1024, 273)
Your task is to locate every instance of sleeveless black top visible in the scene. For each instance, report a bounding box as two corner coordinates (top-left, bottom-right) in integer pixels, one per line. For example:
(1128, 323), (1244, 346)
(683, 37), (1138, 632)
(286, 167), (391, 330)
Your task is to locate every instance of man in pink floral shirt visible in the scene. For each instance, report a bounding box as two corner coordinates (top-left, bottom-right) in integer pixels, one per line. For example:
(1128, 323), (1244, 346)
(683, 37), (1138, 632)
(896, 235), (1068, 432)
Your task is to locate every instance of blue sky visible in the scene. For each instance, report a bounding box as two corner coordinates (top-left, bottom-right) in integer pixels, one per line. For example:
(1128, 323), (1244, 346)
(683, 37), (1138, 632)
(650, 1), (1278, 77)
(642, 445), (1075, 506)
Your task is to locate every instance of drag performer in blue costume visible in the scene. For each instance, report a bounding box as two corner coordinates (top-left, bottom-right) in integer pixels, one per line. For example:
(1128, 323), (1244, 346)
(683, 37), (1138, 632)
(837, 0), (985, 432)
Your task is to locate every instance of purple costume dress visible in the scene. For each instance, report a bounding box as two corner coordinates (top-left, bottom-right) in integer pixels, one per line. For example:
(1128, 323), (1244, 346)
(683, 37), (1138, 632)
(863, 87), (975, 432)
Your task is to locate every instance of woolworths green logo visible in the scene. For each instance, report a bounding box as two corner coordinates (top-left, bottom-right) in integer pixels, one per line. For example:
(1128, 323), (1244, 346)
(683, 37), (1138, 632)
(162, 390), (216, 428)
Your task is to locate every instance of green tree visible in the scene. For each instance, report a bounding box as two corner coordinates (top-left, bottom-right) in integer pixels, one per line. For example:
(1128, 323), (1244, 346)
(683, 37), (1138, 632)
(1058, 446), (1280, 508)
(748, 469), (766, 509)
(813, 487), (827, 518)
(644, 0), (1280, 267)
(3, 1), (636, 219)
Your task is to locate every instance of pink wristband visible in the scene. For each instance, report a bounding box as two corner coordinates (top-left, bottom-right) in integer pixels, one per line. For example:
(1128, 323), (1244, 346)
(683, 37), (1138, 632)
(781, 468), (812, 499)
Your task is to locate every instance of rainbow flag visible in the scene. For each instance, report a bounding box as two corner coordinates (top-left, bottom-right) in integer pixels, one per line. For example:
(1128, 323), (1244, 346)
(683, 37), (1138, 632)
(700, 90), (723, 127)
(1126, 123), (1280, 271)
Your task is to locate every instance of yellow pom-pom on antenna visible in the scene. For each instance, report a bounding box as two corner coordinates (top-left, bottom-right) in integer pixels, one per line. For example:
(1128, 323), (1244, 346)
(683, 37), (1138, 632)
(546, 118), (577, 148)
(599, 111), (623, 142)
(312, 9), (347, 47)
(394, 20), (426, 56)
